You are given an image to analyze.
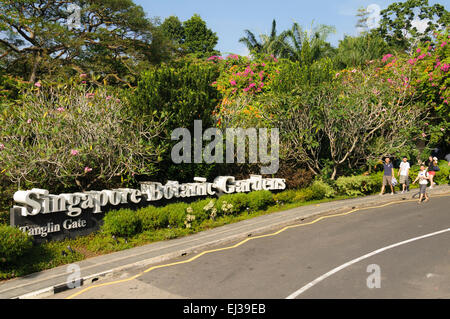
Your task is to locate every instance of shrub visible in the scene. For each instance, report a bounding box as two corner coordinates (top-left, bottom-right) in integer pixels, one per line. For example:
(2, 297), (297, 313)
(0, 225), (33, 263)
(101, 209), (141, 237)
(335, 175), (379, 197)
(293, 188), (315, 202)
(273, 190), (297, 204)
(216, 193), (249, 215)
(246, 190), (275, 211)
(310, 180), (336, 199)
(189, 198), (217, 221)
(136, 205), (168, 231)
(160, 202), (189, 228)
(434, 160), (450, 185)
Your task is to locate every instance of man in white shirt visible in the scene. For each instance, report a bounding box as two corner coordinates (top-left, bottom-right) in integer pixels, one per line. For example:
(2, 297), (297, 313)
(412, 165), (430, 203)
(398, 156), (410, 193)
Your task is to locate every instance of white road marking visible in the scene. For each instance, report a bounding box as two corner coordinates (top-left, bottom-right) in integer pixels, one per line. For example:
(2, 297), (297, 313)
(286, 228), (450, 299)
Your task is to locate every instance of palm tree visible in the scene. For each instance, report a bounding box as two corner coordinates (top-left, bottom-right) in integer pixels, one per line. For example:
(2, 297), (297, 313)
(279, 22), (336, 65)
(239, 19), (286, 57)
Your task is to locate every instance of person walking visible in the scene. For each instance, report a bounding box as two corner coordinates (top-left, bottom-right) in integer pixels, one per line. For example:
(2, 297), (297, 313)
(412, 164), (430, 203)
(426, 156), (437, 188)
(380, 157), (395, 195)
(398, 156), (410, 193)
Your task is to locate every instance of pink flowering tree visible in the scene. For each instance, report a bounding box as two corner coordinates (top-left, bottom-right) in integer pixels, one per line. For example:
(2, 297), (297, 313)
(209, 53), (280, 128)
(0, 80), (165, 191)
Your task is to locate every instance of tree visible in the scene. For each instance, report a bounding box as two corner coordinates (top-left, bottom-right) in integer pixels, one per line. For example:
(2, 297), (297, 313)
(376, 0), (449, 50)
(333, 33), (389, 69)
(271, 63), (427, 179)
(160, 15), (185, 46)
(182, 14), (219, 58)
(239, 19), (286, 57)
(278, 22), (336, 64)
(0, 0), (169, 85)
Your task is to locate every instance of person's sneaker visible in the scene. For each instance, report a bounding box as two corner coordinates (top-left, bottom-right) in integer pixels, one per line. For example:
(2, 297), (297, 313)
(391, 192), (395, 195)
(401, 190), (404, 194)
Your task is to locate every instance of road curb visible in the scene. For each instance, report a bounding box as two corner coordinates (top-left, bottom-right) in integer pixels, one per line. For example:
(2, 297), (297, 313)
(11, 187), (450, 299)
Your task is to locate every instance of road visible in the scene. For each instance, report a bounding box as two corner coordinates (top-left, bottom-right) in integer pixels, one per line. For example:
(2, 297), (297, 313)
(52, 194), (450, 299)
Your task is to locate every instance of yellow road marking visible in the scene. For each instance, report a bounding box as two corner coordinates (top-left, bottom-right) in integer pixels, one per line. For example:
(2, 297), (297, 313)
(66, 193), (450, 299)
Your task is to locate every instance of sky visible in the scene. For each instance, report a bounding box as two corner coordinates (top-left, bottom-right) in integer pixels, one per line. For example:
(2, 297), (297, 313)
(134, 0), (447, 56)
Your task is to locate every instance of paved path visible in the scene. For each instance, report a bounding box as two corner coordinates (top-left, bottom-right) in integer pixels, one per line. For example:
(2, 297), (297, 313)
(1, 185), (449, 299)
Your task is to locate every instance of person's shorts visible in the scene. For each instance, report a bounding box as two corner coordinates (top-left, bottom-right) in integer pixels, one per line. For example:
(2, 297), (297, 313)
(399, 175), (408, 184)
(419, 184), (427, 194)
(428, 171), (436, 176)
(383, 175), (392, 186)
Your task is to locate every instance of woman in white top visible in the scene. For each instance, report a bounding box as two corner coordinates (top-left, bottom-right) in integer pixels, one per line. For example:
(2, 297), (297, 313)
(412, 164), (430, 203)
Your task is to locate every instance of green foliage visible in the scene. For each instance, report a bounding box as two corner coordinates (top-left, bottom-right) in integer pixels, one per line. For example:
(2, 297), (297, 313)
(0, 0), (168, 85)
(310, 180), (336, 199)
(293, 188), (315, 202)
(0, 225), (33, 263)
(333, 33), (389, 69)
(216, 193), (249, 215)
(130, 57), (220, 130)
(136, 205), (168, 231)
(335, 175), (380, 197)
(129, 57), (221, 181)
(160, 14), (219, 58)
(160, 202), (189, 228)
(101, 209), (141, 237)
(161, 16), (185, 46)
(0, 81), (163, 191)
(246, 190), (275, 211)
(376, 0), (449, 50)
(433, 160), (450, 185)
(182, 14), (219, 58)
(273, 190), (297, 204)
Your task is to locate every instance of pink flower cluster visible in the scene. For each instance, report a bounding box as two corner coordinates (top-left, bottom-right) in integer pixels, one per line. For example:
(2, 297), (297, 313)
(70, 149), (79, 156)
(0, 143), (4, 151)
(226, 54), (239, 60)
(382, 54), (393, 62)
(207, 55), (223, 61)
(441, 63), (450, 72)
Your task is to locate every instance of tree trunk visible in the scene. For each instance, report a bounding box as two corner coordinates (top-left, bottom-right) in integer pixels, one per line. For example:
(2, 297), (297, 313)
(330, 166), (337, 180)
(29, 51), (41, 83)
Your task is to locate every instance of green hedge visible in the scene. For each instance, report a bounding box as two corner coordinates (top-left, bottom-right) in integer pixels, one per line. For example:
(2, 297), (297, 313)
(137, 205), (168, 231)
(101, 209), (141, 237)
(246, 190), (275, 211)
(0, 225), (33, 263)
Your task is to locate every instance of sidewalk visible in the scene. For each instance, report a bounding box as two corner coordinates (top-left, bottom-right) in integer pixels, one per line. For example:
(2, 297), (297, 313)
(1, 185), (449, 299)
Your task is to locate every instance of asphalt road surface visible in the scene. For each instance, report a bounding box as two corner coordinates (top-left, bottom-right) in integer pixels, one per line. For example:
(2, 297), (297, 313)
(53, 194), (450, 299)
